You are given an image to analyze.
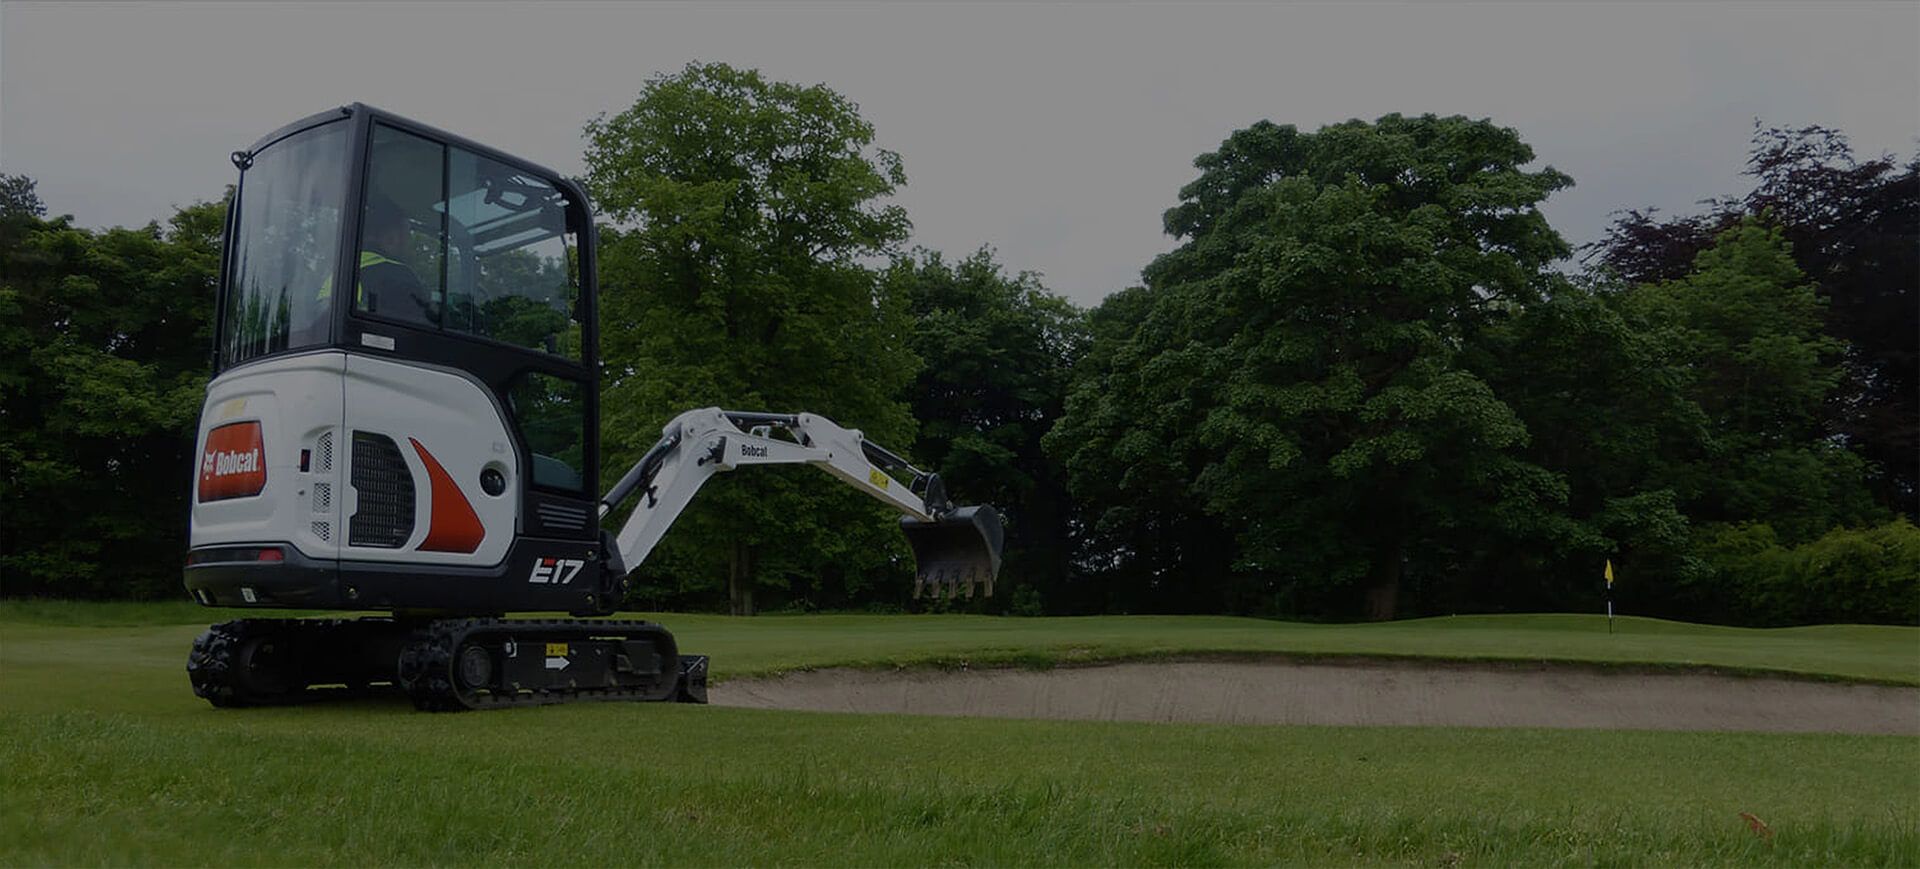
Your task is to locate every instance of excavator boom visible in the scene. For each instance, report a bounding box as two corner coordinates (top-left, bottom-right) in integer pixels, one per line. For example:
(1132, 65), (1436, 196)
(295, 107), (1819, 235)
(600, 408), (1003, 600)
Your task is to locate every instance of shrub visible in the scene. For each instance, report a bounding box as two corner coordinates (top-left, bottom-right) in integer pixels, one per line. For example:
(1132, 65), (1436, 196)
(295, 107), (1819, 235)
(1698, 519), (1920, 625)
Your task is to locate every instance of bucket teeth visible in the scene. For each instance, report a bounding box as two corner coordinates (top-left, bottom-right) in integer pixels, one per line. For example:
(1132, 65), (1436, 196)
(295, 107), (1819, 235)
(912, 565), (986, 600)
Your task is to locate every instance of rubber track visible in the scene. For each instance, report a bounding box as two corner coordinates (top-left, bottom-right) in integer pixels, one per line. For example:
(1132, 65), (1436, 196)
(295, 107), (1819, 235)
(397, 618), (688, 712)
(187, 620), (250, 707)
(187, 618), (390, 707)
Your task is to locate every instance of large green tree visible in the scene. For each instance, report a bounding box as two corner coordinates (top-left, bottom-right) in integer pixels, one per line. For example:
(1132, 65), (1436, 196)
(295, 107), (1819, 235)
(1468, 277), (1703, 614)
(1050, 115), (1575, 619)
(1625, 222), (1882, 540)
(0, 177), (224, 598)
(885, 249), (1087, 613)
(1044, 282), (1239, 614)
(584, 63), (919, 614)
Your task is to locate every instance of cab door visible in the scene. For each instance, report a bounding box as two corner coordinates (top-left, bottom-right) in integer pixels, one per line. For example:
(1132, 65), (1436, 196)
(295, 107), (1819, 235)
(339, 118), (599, 571)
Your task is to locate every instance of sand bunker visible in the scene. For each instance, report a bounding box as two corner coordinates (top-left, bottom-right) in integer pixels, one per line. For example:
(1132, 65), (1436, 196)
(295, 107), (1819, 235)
(712, 659), (1920, 734)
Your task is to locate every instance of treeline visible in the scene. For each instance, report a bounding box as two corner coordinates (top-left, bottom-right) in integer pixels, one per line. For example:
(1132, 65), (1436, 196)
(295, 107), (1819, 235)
(1, 64), (1913, 624)
(1046, 117), (1917, 626)
(0, 179), (224, 602)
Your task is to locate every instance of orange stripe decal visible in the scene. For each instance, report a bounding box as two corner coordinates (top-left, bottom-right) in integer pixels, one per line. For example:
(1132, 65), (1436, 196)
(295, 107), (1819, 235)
(408, 438), (485, 553)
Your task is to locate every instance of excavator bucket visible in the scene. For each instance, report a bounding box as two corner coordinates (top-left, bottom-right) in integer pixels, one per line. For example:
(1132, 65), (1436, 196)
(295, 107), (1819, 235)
(903, 505), (1005, 599)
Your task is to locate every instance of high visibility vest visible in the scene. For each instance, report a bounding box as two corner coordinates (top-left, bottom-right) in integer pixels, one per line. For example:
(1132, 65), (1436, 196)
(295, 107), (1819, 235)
(317, 251), (405, 305)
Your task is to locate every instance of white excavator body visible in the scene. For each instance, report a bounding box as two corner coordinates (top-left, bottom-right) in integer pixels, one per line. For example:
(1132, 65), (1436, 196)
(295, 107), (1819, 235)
(181, 103), (1002, 711)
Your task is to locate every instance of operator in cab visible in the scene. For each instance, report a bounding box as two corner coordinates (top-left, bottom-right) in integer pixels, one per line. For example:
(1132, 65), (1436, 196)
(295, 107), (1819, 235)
(320, 196), (435, 326)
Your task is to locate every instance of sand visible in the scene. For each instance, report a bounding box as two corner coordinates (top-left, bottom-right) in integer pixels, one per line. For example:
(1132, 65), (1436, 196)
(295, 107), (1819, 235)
(711, 659), (1920, 734)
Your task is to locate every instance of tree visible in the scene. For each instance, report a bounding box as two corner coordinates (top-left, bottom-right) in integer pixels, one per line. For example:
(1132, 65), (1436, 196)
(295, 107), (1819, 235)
(1045, 283), (1241, 614)
(1050, 115), (1575, 619)
(1624, 221), (1882, 544)
(0, 187), (225, 598)
(1467, 278), (1704, 614)
(1590, 125), (1918, 516)
(885, 249), (1087, 613)
(1463, 219), (1887, 623)
(0, 174), (46, 219)
(584, 62), (918, 614)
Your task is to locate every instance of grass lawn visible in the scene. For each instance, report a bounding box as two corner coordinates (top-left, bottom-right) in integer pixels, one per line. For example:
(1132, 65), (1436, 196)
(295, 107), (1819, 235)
(5, 598), (1915, 684)
(2, 602), (1916, 865)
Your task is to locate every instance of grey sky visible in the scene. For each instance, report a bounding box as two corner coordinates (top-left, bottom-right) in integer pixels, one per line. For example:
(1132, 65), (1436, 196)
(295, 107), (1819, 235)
(3, 1), (1915, 305)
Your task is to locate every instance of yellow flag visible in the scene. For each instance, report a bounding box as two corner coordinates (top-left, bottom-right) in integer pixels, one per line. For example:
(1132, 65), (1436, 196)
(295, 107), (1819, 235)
(1604, 559), (1615, 588)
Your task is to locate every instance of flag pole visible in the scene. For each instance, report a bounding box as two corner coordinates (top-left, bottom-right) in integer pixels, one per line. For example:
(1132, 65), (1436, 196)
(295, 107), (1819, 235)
(1604, 559), (1615, 635)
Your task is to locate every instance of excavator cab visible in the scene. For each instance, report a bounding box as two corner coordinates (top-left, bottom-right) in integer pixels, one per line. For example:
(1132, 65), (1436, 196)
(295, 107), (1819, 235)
(183, 104), (1004, 710)
(190, 104), (611, 616)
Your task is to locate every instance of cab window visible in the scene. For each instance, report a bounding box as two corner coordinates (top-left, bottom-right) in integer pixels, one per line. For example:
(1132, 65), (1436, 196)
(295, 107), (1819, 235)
(359, 123), (583, 359)
(357, 125), (444, 328)
(222, 120), (350, 365)
(507, 371), (587, 492)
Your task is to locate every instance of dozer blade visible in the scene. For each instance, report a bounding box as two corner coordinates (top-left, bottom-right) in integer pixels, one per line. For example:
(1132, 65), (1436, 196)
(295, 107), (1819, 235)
(903, 505), (1005, 599)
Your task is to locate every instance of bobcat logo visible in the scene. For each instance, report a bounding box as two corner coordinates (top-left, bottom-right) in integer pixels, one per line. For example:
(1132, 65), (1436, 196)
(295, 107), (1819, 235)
(197, 421), (265, 502)
(203, 448), (260, 478)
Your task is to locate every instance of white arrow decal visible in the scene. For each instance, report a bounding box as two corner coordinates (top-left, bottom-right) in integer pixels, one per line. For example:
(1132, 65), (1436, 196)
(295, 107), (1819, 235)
(545, 656), (570, 670)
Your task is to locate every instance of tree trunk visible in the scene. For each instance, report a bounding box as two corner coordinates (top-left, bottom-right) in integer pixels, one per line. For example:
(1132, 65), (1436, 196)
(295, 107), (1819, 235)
(727, 541), (755, 616)
(1366, 542), (1402, 621)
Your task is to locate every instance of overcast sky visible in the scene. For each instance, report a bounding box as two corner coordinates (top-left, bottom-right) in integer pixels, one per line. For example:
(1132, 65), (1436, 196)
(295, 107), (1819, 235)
(3, 2), (1915, 305)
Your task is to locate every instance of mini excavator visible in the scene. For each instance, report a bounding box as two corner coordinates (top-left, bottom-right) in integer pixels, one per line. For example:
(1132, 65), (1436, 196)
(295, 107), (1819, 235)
(183, 104), (1003, 711)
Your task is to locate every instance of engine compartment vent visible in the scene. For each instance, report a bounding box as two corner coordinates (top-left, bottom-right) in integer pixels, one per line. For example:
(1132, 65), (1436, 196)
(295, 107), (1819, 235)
(349, 431), (414, 548)
(535, 500), (589, 531)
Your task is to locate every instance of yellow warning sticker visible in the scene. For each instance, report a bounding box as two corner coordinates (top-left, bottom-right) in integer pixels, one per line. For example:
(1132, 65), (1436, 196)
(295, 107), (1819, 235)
(216, 398), (248, 421)
(869, 468), (890, 489)
(545, 642), (569, 657)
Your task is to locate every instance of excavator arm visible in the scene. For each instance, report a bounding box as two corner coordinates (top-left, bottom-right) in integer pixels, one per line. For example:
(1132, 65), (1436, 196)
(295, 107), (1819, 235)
(598, 408), (1004, 599)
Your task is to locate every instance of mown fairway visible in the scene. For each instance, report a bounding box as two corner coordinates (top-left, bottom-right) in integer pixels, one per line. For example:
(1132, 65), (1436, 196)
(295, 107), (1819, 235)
(2, 603), (1916, 865)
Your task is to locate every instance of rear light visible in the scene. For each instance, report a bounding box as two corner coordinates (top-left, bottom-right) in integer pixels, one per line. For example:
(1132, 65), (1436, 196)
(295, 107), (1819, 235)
(184, 546), (287, 565)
